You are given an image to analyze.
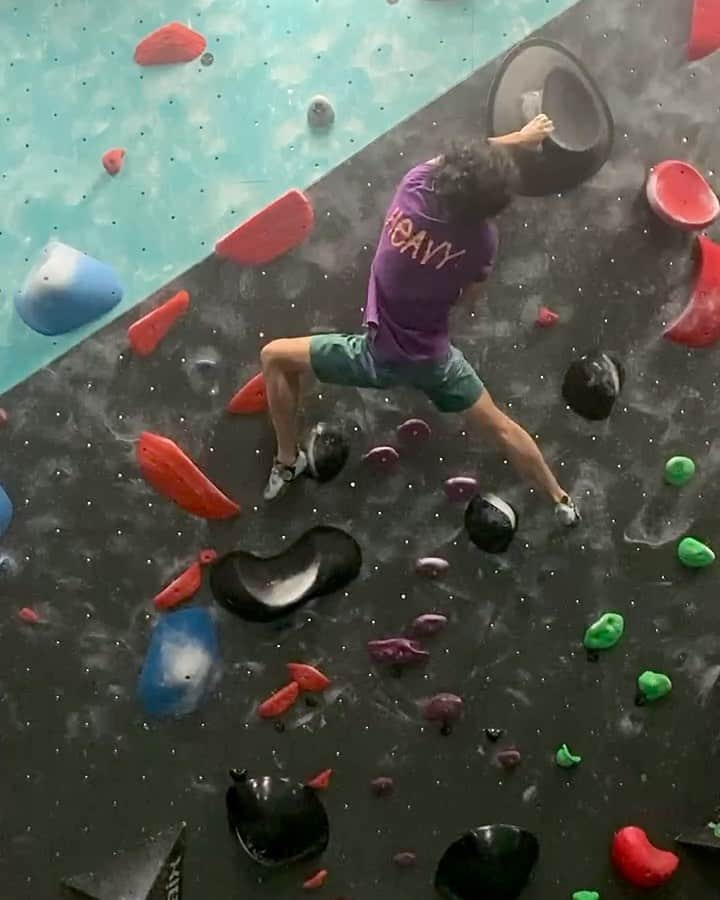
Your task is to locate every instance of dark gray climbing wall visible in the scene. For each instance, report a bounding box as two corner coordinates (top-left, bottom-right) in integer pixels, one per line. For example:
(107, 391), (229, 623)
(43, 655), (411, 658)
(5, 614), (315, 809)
(1, 0), (720, 897)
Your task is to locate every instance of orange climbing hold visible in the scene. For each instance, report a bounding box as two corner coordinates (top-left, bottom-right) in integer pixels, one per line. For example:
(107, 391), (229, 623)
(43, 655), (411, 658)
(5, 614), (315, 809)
(134, 22), (207, 66)
(287, 662), (331, 692)
(303, 870), (328, 890)
(215, 189), (314, 266)
(664, 235), (720, 347)
(306, 769), (333, 790)
(153, 560), (202, 611)
(128, 290), (190, 357)
(226, 372), (267, 414)
(258, 681), (300, 718)
(102, 148), (126, 176)
(688, 0), (720, 61)
(136, 432), (240, 519)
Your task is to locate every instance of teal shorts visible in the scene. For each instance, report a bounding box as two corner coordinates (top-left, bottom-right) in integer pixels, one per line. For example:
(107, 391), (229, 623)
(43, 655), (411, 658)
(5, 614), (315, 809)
(309, 333), (484, 413)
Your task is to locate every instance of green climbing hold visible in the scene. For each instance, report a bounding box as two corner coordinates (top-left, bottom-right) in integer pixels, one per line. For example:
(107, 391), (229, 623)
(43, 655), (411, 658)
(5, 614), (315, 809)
(572, 892), (600, 900)
(708, 822), (720, 838)
(678, 536), (715, 568)
(637, 670), (672, 702)
(555, 744), (582, 768)
(664, 455), (696, 486)
(583, 612), (624, 650)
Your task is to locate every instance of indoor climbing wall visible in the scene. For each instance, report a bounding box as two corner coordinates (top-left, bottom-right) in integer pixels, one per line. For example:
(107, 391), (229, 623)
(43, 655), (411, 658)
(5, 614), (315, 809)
(2, 0), (720, 898)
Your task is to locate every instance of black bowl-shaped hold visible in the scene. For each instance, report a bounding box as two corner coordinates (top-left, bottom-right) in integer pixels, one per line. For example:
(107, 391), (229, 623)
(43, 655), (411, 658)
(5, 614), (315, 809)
(306, 422), (349, 482)
(464, 494), (517, 554)
(435, 824), (539, 900)
(562, 351), (624, 421)
(210, 525), (362, 622)
(226, 769), (329, 867)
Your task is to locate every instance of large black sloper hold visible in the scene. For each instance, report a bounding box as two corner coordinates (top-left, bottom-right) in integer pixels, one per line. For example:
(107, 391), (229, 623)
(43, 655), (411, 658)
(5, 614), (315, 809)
(226, 769), (329, 867)
(435, 824), (539, 900)
(464, 494), (518, 554)
(210, 526), (362, 622)
(562, 351), (624, 421)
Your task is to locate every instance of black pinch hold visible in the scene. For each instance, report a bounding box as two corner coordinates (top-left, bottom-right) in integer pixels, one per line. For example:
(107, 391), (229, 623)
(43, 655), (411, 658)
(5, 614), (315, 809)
(464, 494), (518, 554)
(226, 769), (329, 868)
(435, 824), (539, 900)
(561, 351), (624, 421)
(210, 526), (362, 622)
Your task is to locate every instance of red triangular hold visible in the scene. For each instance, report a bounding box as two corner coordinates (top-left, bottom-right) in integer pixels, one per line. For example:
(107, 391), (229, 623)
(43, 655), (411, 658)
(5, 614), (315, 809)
(688, 0), (720, 61)
(102, 148), (126, 176)
(128, 290), (190, 357)
(153, 561), (203, 611)
(226, 372), (267, 414)
(134, 22), (206, 66)
(536, 306), (559, 327)
(215, 190), (314, 266)
(664, 235), (720, 347)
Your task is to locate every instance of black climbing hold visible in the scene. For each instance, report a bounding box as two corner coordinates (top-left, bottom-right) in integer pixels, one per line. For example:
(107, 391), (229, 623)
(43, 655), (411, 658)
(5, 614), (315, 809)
(464, 494), (517, 554)
(200, 52), (214, 66)
(676, 825), (720, 853)
(209, 525), (362, 622)
(487, 38), (613, 197)
(62, 824), (186, 900)
(306, 422), (350, 482)
(226, 769), (329, 867)
(435, 824), (539, 900)
(485, 728), (504, 742)
(307, 95), (335, 129)
(305, 695), (319, 708)
(562, 351), (624, 421)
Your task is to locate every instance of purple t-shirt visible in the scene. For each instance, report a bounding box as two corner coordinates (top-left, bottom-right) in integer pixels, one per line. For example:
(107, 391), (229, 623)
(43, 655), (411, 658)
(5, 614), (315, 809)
(363, 161), (498, 362)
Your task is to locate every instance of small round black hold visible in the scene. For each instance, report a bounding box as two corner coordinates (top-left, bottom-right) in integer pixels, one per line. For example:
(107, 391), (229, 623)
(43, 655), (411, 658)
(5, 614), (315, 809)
(274, 720), (286, 732)
(201, 52), (214, 67)
(305, 695), (319, 708)
(485, 727), (504, 742)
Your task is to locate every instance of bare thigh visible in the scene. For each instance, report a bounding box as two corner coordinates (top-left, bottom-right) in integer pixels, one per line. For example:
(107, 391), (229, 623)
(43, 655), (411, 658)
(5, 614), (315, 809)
(261, 337), (312, 375)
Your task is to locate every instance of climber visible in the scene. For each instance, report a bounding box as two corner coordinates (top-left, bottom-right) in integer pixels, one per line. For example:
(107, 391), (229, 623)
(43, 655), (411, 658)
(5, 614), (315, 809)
(260, 114), (579, 525)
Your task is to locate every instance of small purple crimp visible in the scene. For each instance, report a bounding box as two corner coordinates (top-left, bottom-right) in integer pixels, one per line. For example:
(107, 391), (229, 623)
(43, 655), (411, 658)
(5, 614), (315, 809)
(410, 613), (448, 637)
(367, 637), (429, 665)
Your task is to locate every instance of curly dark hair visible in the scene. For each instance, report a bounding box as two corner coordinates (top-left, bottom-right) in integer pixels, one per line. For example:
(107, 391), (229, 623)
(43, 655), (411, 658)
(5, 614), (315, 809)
(434, 141), (519, 224)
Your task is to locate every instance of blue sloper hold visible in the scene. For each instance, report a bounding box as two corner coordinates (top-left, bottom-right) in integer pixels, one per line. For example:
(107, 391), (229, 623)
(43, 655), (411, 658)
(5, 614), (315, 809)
(0, 483), (12, 537)
(138, 607), (220, 718)
(15, 241), (123, 336)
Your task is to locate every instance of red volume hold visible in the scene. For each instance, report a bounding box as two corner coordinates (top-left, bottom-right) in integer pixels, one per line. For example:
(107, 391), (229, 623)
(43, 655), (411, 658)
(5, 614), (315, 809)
(664, 235), (720, 347)
(226, 372), (267, 414)
(128, 290), (190, 357)
(153, 560), (202, 611)
(688, 0), (720, 61)
(215, 189), (314, 266)
(102, 148), (126, 176)
(134, 22), (207, 66)
(136, 431), (240, 519)
(611, 826), (679, 888)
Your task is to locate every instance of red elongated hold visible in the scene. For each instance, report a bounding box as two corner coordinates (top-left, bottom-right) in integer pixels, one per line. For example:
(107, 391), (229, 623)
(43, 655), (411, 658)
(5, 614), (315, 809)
(226, 372), (267, 414)
(303, 870), (328, 890)
(153, 560), (202, 611)
(536, 306), (559, 327)
(286, 662), (331, 692)
(306, 768), (333, 790)
(102, 148), (126, 176)
(198, 549), (218, 565)
(18, 607), (41, 624)
(612, 826), (679, 888)
(215, 189), (314, 266)
(664, 235), (720, 347)
(258, 681), (300, 718)
(128, 290), (190, 357)
(688, 0), (720, 61)
(134, 22), (207, 66)
(136, 432), (240, 519)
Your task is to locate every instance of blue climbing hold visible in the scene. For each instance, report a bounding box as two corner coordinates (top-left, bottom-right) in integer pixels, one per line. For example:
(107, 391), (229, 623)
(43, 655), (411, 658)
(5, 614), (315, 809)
(138, 607), (220, 718)
(0, 483), (12, 538)
(15, 241), (123, 336)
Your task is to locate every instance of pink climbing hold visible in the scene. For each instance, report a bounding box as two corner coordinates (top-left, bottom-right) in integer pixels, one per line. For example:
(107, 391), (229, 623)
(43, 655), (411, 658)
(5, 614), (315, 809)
(421, 692), (464, 723)
(127, 290), (190, 357)
(536, 306), (559, 327)
(367, 638), (429, 665)
(664, 234), (720, 347)
(646, 160), (719, 230)
(0, 408), (8, 427)
(397, 418), (431, 442)
(688, 0), (720, 61)
(370, 776), (394, 796)
(496, 748), (522, 770)
(102, 148), (126, 176)
(393, 852), (417, 867)
(444, 476), (478, 502)
(362, 446), (400, 466)
(415, 556), (449, 578)
(134, 22), (207, 66)
(17, 607), (41, 624)
(410, 613), (448, 637)
(198, 549), (218, 565)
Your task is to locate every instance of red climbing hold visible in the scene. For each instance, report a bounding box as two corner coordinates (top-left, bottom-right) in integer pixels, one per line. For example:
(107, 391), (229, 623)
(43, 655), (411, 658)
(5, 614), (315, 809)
(664, 235), (720, 347)
(646, 161), (719, 230)
(536, 306), (559, 327)
(134, 22), (207, 66)
(215, 189), (314, 266)
(688, 0), (720, 61)
(153, 560), (202, 611)
(136, 432), (240, 519)
(102, 148), (126, 176)
(198, 549), (218, 565)
(286, 663), (331, 692)
(17, 607), (41, 624)
(258, 681), (300, 718)
(226, 372), (267, 414)
(306, 768), (333, 790)
(128, 290), (190, 357)
(0, 408), (8, 426)
(612, 826), (679, 888)
(303, 870), (328, 890)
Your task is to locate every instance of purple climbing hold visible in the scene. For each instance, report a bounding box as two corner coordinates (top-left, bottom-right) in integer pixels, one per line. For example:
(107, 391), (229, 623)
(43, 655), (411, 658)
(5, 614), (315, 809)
(367, 638), (429, 665)
(370, 776), (394, 796)
(444, 476), (478, 502)
(496, 748), (522, 770)
(415, 556), (450, 578)
(397, 418), (431, 442)
(411, 613), (448, 637)
(422, 693), (464, 723)
(393, 852), (417, 867)
(362, 445), (400, 466)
